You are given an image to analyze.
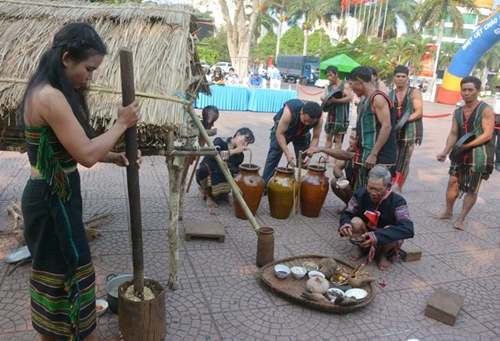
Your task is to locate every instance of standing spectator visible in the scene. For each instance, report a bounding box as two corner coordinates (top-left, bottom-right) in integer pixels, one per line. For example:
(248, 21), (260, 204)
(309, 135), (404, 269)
(320, 65), (352, 165)
(269, 63), (281, 80)
(348, 66), (397, 190)
(389, 65), (423, 192)
(434, 76), (495, 230)
(248, 70), (263, 88)
(368, 67), (389, 95)
(494, 84), (500, 171)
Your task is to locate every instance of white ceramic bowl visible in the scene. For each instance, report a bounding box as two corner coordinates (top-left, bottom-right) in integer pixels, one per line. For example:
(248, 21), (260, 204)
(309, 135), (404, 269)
(291, 266), (307, 279)
(327, 287), (345, 297)
(302, 261), (319, 272)
(95, 299), (108, 316)
(308, 270), (326, 279)
(336, 179), (350, 189)
(274, 264), (291, 279)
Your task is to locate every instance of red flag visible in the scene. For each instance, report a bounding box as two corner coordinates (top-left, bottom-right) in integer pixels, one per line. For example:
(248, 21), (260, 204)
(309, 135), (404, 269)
(362, 0), (370, 4)
(352, 0), (361, 4)
(341, 0), (349, 11)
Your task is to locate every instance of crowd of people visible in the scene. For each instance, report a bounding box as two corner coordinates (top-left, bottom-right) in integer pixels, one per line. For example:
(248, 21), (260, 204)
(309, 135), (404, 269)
(197, 64), (497, 273)
(17, 20), (499, 340)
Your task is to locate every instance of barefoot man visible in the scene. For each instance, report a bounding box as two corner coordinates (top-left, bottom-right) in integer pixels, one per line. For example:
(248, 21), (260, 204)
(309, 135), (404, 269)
(320, 65), (352, 165)
(434, 76), (495, 230)
(339, 166), (414, 271)
(389, 65), (423, 192)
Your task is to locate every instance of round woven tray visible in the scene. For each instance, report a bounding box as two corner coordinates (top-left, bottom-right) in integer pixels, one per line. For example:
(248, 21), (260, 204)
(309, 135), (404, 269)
(259, 254), (376, 313)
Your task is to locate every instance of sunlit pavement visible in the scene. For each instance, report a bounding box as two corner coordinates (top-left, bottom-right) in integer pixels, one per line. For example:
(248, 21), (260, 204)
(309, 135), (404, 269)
(1, 88), (499, 340)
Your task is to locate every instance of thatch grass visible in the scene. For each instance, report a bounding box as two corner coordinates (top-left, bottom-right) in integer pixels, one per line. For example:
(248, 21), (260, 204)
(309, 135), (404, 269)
(0, 0), (209, 151)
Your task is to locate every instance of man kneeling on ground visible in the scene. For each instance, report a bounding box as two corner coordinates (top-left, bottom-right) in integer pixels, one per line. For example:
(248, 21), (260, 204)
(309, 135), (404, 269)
(338, 165), (414, 271)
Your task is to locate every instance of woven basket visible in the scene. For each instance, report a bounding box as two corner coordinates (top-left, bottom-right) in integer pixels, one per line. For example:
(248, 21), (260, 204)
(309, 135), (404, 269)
(259, 254), (376, 314)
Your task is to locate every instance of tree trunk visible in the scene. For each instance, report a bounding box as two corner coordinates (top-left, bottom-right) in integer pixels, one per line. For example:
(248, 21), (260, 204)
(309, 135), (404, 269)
(303, 28), (309, 56)
(275, 13), (283, 60)
(220, 0), (262, 80)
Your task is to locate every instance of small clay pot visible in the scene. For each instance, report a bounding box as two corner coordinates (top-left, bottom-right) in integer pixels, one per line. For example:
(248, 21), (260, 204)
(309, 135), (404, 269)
(348, 275), (376, 288)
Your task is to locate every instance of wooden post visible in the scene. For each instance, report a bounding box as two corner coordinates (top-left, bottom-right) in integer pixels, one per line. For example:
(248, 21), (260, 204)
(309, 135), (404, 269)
(166, 131), (183, 290)
(120, 48), (144, 296)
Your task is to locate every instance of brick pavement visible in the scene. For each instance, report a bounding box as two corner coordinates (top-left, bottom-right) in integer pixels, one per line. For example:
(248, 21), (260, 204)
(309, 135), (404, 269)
(1, 87), (500, 340)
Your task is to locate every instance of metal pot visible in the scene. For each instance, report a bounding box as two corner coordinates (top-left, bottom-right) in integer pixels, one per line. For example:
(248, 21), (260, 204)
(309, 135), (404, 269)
(105, 274), (133, 314)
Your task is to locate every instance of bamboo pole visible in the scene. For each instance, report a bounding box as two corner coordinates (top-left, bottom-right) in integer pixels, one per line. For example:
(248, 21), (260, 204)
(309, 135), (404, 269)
(187, 107), (261, 233)
(120, 48), (144, 297)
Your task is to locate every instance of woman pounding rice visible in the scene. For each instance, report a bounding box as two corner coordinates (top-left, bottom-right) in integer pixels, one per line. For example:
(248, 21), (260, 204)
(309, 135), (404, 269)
(19, 22), (141, 340)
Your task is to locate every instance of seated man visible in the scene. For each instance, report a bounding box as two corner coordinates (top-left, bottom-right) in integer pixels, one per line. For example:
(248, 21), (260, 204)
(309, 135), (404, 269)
(339, 166), (414, 271)
(248, 70), (263, 88)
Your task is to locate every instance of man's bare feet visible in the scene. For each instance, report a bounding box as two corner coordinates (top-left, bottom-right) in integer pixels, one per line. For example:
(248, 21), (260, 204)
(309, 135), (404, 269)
(205, 196), (218, 209)
(221, 193), (234, 205)
(454, 219), (465, 230)
(432, 212), (453, 220)
(377, 256), (391, 271)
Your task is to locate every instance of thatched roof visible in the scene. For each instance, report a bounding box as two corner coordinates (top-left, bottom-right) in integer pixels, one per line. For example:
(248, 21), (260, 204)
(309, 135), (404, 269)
(0, 0), (209, 151)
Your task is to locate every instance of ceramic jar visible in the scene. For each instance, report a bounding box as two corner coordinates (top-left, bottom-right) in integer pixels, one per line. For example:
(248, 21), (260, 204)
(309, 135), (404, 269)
(267, 166), (298, 219)
(256, 227), (275, 267)
(300, 164), (329, 217)
(234, 163), (265, 220)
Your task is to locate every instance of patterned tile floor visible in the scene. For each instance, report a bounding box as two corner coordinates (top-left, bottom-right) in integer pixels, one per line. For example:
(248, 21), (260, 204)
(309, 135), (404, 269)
(1, 87), (499, 341)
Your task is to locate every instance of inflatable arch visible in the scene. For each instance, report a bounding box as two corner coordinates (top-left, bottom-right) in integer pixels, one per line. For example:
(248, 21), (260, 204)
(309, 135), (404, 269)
(438, 7), (500, 104)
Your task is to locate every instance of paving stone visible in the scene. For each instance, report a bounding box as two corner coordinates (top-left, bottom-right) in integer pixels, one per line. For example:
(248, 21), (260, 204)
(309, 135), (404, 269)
(2, 97), (500, 340)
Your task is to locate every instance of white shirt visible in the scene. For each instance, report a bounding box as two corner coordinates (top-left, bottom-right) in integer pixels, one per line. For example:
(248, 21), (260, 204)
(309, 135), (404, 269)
(494, 91), (500, 114)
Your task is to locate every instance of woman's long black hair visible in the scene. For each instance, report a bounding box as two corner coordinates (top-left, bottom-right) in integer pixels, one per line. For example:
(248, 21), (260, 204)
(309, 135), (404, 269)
(18, 22), (108, 138)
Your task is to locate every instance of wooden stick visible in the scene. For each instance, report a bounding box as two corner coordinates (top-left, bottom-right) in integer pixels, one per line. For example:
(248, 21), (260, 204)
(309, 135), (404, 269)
(120, 48), (144, 297)
(296, 151), (303, 214)
(185, 156), (200, 193)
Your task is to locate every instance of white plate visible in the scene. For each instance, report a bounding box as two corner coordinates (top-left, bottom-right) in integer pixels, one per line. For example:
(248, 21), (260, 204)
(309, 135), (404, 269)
(4, 246), (31, 264)
(344, 288), (368, 300)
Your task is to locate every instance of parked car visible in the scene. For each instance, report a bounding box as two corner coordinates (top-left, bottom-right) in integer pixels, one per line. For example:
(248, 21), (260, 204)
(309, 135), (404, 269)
(200, 60), (210, 74)
(210, 62), (232, 74)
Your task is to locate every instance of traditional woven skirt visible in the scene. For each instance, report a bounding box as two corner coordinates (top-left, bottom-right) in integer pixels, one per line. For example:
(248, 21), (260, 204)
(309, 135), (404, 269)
(22, 170), (96, 340)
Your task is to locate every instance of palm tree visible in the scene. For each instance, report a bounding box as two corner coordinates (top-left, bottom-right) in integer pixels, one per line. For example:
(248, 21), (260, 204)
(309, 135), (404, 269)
(252, 9), (279, 46)
(476, 43), (500, 87)
(287, 0), (337, 55)
(437, 42), (460, 71)
(378, 0), (416, 41)
(266, 0), (293, 59)
(416, 0), (477, 48)
(406, 36), (436, 86)
(386, 34), (421, 65)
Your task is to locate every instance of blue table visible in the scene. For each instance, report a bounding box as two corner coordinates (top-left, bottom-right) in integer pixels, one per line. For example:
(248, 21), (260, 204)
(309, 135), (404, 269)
(194, 85), (248, 111)
(247, 88), (297, 113)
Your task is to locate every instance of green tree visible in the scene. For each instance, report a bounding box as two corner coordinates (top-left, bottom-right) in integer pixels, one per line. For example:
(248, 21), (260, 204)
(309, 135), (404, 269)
(287, 0), (338, 55)
(378, 0), (416, 41)
(476, 43), (500, 87)
(386, 34), (421, 65)
(437, 42), (460, 71)
(252, 33), (278, 60)
(416, 0), (477, 48)
(279, 25), (304, 54)
(306, 29), (332, 56)
(252, 10), (279, 46)
(405, 36), (436, 86)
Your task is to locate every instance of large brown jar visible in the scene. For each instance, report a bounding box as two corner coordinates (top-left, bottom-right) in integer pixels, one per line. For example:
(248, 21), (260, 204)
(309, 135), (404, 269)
(300, 164), (329, 217)
(267, 166), (298, 219)
(234, 163), (265, 220)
